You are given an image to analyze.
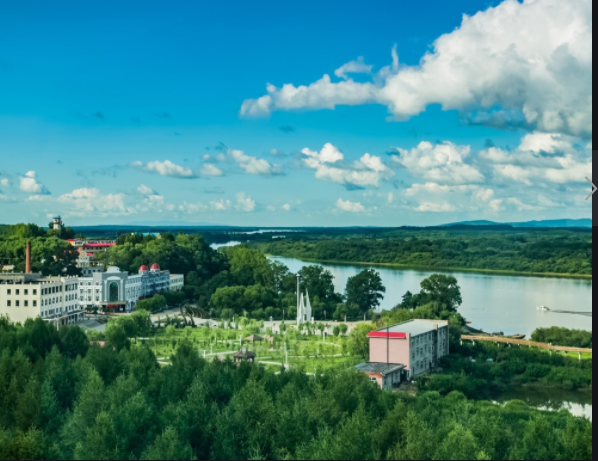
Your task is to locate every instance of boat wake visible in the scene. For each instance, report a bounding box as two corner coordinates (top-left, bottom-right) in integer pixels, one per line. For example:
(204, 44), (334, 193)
(549, 310), (593, 317)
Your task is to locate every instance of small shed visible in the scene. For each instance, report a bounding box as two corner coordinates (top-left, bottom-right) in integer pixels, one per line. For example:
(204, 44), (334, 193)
(355, 362), (405, 390)
(233, 348), (256, 363)
(244, 334), (264, 344)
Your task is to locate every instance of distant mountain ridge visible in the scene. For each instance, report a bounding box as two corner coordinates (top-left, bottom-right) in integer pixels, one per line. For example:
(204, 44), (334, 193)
(442, 219), (592, 228)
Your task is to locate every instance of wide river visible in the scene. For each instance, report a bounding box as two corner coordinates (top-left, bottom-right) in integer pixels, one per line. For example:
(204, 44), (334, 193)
(270, 255), (592, 337)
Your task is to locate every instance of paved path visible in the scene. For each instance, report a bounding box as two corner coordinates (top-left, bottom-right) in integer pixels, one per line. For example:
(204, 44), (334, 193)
(79, 319), (106, 332)
(462, 335), (592, 354)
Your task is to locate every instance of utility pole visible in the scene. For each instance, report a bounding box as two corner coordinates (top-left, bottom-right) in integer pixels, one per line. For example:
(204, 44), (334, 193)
(296, 274), (301, 328)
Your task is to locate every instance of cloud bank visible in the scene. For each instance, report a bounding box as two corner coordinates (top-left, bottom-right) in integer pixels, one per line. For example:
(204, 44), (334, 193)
(241, 0), (592, 138)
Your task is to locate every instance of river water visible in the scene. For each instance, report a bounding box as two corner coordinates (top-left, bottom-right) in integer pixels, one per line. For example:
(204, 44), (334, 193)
(270, 256), (593, 338)
(492, 388), (593, 420)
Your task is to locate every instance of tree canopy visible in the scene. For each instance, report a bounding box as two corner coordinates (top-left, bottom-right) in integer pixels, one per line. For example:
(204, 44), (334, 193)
(0, 316), (591, 460)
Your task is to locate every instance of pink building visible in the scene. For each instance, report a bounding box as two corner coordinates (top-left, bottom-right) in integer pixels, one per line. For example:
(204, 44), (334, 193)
(356, 319), (450, 387)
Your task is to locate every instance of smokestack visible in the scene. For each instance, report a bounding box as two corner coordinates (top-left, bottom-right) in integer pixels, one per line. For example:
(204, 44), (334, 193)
(26, 241), (32, 274)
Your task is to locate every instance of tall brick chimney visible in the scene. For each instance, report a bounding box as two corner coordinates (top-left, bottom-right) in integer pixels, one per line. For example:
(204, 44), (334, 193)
(26, 241), (32, 274)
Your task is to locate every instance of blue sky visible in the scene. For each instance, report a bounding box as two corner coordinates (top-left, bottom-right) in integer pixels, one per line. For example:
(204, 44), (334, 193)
(0, 0), (592, 226)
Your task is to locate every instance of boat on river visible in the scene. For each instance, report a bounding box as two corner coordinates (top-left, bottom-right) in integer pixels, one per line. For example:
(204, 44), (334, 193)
(510, 334), (526, 340)
(537, 305), (550, 311)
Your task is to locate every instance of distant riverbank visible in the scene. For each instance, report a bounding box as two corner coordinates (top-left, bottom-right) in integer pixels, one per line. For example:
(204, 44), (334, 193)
(264, 254), (593, 280)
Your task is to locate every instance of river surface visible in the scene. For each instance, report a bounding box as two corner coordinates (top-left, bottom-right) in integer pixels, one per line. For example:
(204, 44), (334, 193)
(493, 388), (592, 420)
(270, 256), (593, 337)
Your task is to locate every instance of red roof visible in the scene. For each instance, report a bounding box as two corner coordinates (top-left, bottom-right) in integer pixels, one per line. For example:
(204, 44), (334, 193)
(368, 331), (407, 339)
(139, 265), (149, 271)
(151, 263), (160, 270)
(84, 243), (115, 248)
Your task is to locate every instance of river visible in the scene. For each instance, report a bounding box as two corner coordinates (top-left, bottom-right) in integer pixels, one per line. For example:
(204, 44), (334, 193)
(493, 388), (593, 420)
(270, 256), (593, 338)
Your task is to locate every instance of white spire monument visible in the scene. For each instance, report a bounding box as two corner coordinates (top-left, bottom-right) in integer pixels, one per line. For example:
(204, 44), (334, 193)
(296, 274), (314, 327)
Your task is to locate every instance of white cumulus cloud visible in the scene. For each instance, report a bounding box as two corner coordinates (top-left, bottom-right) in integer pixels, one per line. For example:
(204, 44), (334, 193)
(392, 141), (484, 185)
(137, 184), (158, 196)
(334, 56), (373, 80)
(336, 199), (366, 213)
(303, 143), (394, 189)
(230, 149), (282, 176)
(241, 0), (592, 137)
(201, 164), (225, 177)
(235, 193), (256, 212)
(416, 202), (457, 213)
(58, 188), (131, 217)
(131, 160), (197, 178)
(19, 171), (51, 195)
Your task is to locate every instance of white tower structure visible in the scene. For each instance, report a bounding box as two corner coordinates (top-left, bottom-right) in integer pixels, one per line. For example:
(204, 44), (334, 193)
(296, 274), (314, 327)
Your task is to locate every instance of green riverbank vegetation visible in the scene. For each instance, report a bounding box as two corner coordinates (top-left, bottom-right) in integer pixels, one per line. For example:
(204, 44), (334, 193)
(249, 227), (593, 277)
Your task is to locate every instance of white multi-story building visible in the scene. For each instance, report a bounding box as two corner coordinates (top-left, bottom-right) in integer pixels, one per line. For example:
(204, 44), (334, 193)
(169, 274), (184, 292)
(78, 264), (183, 313)
(0, 273), (84, 326)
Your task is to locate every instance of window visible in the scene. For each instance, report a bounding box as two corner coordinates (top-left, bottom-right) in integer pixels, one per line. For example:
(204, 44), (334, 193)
(33, 301), (37, 307)
(24, 289), (28, 295)
(109, 282), (119, 302)
(7, 289), (11, 295)
(33, 289), (37, 295)
(16, 289), (20, 295)
(16, 301), (20, 307)
(7, 301), (11, 307)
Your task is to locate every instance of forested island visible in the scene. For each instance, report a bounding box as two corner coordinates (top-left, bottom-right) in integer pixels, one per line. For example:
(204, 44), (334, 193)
(247, 227), (593, 278)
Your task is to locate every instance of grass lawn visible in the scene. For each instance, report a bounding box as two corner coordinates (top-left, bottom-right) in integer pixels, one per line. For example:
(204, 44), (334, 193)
(135, 325), (363, 372)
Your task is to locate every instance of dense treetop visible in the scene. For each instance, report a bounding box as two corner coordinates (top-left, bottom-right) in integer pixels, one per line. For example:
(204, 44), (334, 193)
(250, 228), (593, 276)
(0, 224), (79, 276)
(0, 317), (592, 461)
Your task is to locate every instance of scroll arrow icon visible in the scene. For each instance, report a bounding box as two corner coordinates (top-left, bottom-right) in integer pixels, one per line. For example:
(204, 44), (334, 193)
(586, 177), (597, 201)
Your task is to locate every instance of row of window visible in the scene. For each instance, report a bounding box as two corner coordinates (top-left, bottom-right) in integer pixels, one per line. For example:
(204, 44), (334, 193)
(6, 288), (37, 296)
(41, 305), (81, 318)
(6, 300), (37, 307)
(5, 284), (77, 297)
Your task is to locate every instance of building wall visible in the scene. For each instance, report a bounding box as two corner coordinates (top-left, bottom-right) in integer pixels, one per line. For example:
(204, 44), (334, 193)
(1, 276), (83, 325)
(363, 371), (402, 390)
(369, 325), (450, 380)
(0, 284), (42, 324)
(169, 274), (184, 292)
(370, 336), (412, 372)
(79, 267), (183, 313)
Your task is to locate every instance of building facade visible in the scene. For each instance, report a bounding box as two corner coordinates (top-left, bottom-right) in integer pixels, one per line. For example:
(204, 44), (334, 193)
(169, 274), (184, 292)
(78, 264), (183, 313)
(356, 319), (450, 387)
(0, 273), (84, 326)
(354, 363), (405, 390)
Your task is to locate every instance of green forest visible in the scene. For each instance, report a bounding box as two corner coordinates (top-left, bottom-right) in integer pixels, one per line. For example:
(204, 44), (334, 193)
(0, 317), (592, 461)
(0, 224), (79, 275)
(96, 233), (394, 321)
(249, 228), (593, 277)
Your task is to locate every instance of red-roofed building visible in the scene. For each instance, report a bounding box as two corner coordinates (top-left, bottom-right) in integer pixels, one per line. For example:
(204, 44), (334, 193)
(356, 319), (450, 387)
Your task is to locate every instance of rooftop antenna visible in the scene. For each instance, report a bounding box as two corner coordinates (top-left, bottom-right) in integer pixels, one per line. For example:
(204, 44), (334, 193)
(386, 325), (390, 365)
(296, 273), (301, 326)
